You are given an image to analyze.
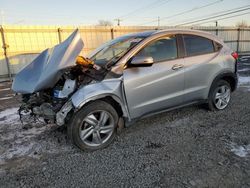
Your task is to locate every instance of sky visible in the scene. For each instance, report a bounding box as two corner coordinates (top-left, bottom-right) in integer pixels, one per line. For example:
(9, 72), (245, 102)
(0, 0), (250, 26)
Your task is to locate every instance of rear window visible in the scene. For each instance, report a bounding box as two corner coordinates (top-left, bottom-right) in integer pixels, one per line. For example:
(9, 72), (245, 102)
(183, 35), (214, 56)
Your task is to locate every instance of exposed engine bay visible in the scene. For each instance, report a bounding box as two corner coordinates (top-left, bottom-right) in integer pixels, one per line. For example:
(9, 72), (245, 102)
(12, 28), (134, 126)
(18, 56), (107, 124)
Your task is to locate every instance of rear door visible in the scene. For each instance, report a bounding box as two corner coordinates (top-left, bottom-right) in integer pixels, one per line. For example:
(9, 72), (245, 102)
(182, 34), (220, 102)
(123, 35), (185, 119)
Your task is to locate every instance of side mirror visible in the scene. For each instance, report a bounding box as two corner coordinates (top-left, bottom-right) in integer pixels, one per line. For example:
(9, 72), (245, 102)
(130, 56), (154, 67)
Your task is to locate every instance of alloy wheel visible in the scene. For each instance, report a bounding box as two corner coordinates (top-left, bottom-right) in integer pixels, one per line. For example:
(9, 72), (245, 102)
(79, 110), (115, 147)
(213, 85), (231, 110)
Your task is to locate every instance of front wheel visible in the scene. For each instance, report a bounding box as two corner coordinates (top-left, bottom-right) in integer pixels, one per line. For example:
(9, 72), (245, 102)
(207, 80), (231, 110)
(68, 100), (118, 151)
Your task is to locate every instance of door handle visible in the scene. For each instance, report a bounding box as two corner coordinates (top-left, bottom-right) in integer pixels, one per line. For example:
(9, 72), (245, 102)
(172, 64), (184, 70)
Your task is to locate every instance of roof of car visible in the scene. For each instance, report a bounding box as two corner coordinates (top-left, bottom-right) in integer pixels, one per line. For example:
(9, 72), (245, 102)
(154, 28), (214, 37)
(122, 30), (156, 38)
(130, 29), (222, 43)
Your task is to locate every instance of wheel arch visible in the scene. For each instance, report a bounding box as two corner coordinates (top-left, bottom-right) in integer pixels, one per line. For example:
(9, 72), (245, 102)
(70, 79), (131, 121)
(209, 71), (238, 96)
(73, 93), (130, 120)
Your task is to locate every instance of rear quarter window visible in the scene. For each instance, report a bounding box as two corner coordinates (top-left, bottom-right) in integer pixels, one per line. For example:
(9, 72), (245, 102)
(183, 34), (215, 56)
(213, 41), (223, 52)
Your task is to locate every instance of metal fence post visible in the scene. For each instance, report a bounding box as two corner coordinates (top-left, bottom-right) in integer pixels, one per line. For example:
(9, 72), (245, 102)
(236, 28), (240, 53)
(0, 25), (12, 81)
(58, 28), (62, 43)
(111, 28), (114, 40)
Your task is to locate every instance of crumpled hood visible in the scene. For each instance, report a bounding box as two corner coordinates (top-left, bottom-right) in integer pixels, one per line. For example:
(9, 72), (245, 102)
(12, 29), (84, 94)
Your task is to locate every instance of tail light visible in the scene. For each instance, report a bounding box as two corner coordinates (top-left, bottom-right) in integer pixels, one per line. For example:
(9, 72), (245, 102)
(231, 52), (239, 60)
(231, 52), (239, 73)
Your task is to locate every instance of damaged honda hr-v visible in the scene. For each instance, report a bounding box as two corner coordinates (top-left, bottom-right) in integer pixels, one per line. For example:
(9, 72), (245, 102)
(12, 29), (238, 151)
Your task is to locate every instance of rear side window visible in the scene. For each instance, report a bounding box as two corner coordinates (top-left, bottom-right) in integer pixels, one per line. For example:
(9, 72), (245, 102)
(183, 35), (214, 56)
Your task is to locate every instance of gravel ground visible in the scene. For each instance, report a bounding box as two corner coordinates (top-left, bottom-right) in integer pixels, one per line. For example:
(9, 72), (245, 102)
(0, 57), (250, 187)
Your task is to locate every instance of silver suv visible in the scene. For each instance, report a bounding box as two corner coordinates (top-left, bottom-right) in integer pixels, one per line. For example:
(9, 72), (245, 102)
(12, 29), (238, 151)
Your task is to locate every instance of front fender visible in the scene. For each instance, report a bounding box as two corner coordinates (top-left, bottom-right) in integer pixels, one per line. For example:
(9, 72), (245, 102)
(71, 78), (130, 119)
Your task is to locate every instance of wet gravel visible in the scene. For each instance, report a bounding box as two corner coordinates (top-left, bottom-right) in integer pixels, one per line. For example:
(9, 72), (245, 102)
(0, 58), (250, 187)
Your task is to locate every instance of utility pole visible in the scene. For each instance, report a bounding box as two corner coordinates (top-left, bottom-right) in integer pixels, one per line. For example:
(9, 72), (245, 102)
(114, 19), (122, 26)
(157, 16), (160, 28)
(1, 10), (5, 25)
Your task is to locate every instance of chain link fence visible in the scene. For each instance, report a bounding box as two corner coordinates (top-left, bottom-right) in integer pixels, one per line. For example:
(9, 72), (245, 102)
(1, 25), (250, 80)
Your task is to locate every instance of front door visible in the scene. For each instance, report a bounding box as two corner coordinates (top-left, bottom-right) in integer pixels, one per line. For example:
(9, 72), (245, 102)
(123, 35), (185, 119)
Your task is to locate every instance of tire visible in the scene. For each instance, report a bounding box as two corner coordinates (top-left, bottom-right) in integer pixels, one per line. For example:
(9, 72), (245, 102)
(207, 80), (231, 111)
(67, 100), (119, 151)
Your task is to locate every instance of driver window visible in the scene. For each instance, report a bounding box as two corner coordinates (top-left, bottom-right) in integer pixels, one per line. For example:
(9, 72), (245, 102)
(137, 35), (178, 62)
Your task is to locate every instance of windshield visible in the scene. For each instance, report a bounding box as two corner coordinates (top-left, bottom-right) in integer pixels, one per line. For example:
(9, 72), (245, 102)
(89, 35), (145, 68)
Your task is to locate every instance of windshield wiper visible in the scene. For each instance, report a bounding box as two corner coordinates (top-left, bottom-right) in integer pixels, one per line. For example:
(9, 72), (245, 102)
(105, 50), (126, 69)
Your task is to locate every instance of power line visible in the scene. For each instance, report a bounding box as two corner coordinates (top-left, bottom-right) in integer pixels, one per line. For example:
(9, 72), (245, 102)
(166, 4), (250, 25)
(175, 6), (250, 26)
(117, 0), (172, 20)
(138, 0), (223, 25)
(191, 11), (250, 26)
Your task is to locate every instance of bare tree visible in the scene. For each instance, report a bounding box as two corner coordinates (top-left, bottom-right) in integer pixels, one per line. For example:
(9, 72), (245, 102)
(236, 20), (248, 28)
(97, 20), (113, 26)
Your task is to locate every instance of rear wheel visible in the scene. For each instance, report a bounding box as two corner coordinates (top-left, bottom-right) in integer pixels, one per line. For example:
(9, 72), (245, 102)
(68, 100), (118, 151)
(207, 80), (231, 110)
